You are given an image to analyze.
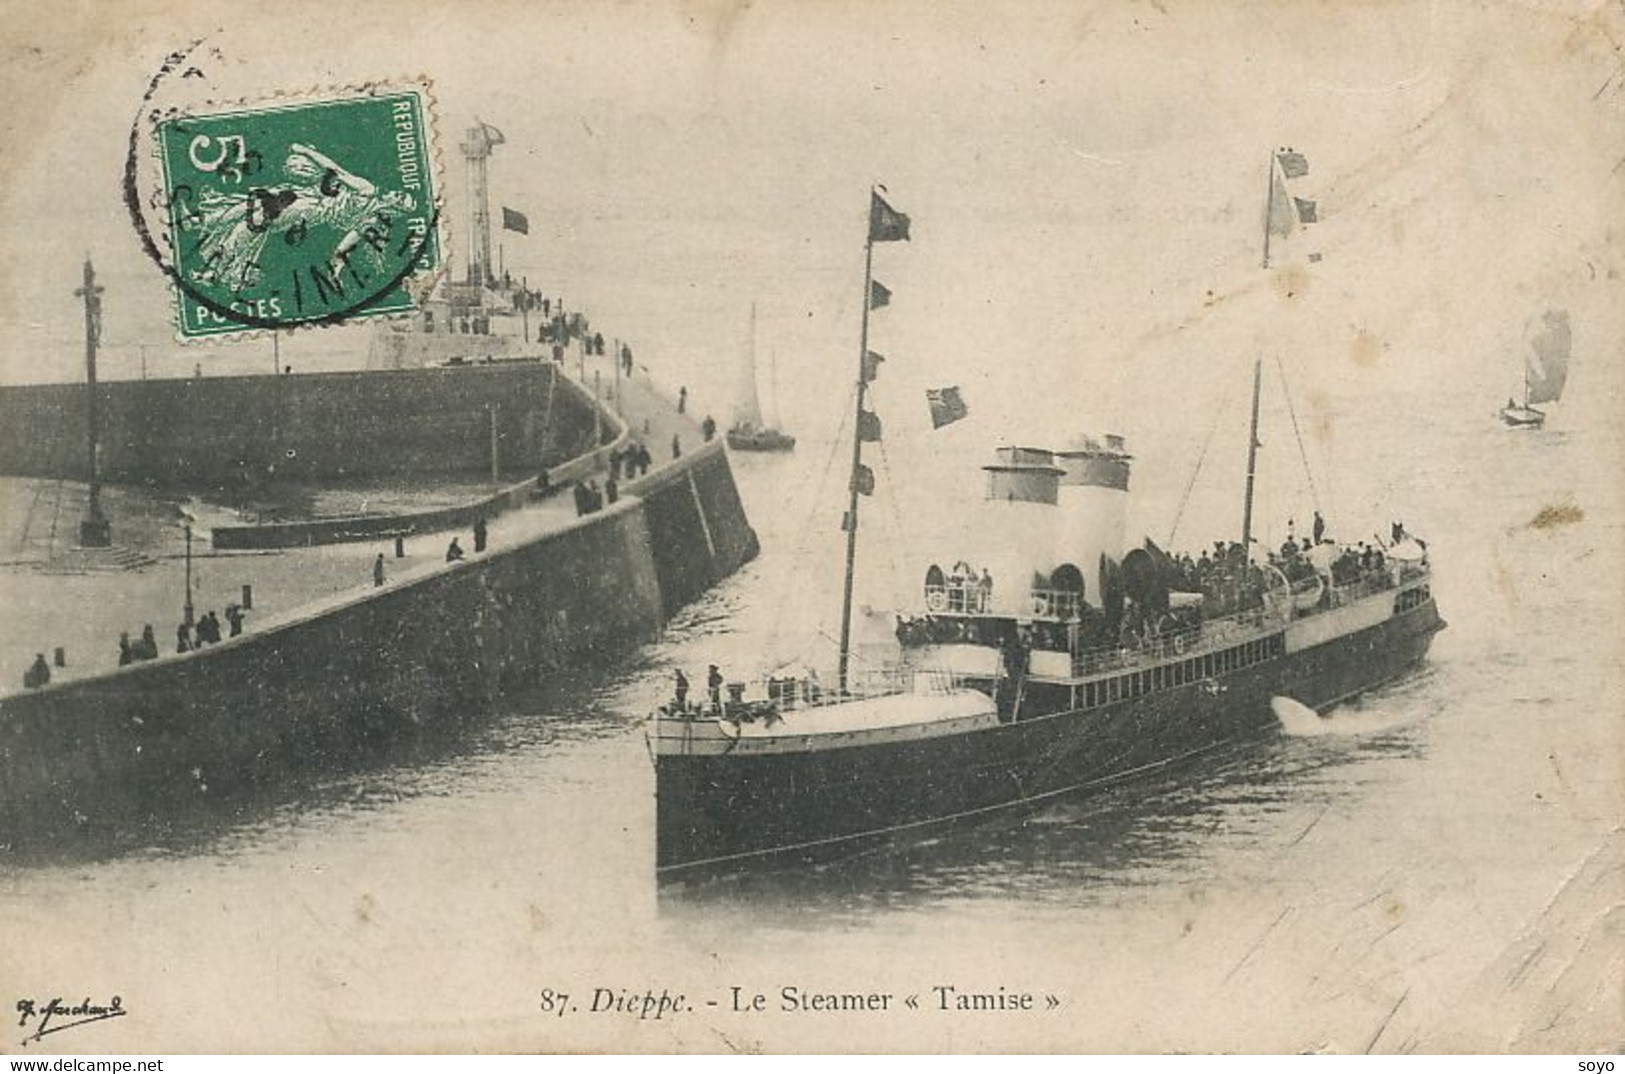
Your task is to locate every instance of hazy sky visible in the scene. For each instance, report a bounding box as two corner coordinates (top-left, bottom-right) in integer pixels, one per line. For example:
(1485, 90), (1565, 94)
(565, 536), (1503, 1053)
(1, 0), (1620, 454)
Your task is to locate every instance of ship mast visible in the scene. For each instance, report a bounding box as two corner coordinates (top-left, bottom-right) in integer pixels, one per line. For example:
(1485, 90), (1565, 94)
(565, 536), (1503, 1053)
(1240, 357), (1263, 558)
(1262, 149), (1277, 270)
(836, 238), (876, 696)
(836, 188), (909, 695)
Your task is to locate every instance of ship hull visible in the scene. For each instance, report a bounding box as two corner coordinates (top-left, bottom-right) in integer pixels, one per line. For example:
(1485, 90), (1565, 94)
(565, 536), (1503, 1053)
(656, 597), (1443, 878)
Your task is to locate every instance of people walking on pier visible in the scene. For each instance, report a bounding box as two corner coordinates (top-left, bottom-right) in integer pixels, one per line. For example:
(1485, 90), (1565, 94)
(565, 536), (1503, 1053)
(373, 553), (387, 587)
(671, 434), (682, 459)
(473, 516), (488, 553)
(605, 475), (618, 505)
(678, 386), (688, 414)
(587, 480), (603, 513)
(137, 624), (158, 660)
(118, 632), (133, 666)
(225, 603), (245, 638)
(446, 537), (465, 562)
(701, 415), (716, 442)
(674, 669), (690, 710)
(176, 622), (192, 654)
(707, 664), (724, 709)
(572, 481), (588, 517)
(198, 611), (221, 645)
(23, 653), (50, 689)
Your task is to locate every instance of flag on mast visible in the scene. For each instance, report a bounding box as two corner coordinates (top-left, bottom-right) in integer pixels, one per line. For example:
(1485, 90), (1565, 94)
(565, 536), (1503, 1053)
(926, 386), (969, 429)
(869, 280), (891, 310)
(858, 410), (883, 442)
(862, 350), (885, 382)
(1267, 149), (1318, 238)
(869, 191), (911, 243)
(501, 207), (530, 234)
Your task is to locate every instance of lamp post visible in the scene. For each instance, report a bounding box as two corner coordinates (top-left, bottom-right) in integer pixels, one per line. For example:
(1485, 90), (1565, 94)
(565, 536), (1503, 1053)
(183, 523), (195, 628)
(75, 258), (111, 547)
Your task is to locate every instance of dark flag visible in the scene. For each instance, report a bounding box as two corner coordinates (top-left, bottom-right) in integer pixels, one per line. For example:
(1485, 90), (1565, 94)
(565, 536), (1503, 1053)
(1267, 184), (1319, 238)
(858, 409), (883, 443)
(870, 280), (891, 310)
(869, 191), (911, 243)
(862, 350), (885, 382)
(1275, 149), (1309, 179)
(851, 464), (876, 496)
(926, 386), (969, 429)
(501, 207), (530, 235)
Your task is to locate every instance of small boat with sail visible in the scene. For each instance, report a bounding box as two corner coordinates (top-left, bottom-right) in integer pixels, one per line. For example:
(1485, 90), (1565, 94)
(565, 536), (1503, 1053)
(651, 172), (1444, 881)
(1499, 308), (1570, 428)
(726, 302), (796, 452)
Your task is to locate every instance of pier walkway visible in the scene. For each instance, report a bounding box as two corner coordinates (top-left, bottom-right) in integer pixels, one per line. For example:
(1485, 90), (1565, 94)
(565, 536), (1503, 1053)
(0, 350), (713, 696)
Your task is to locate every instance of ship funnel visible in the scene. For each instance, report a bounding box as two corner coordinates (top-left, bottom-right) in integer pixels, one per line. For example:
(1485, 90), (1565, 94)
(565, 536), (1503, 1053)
(967, 446), (1062, 616)
(1054, 434), (1132, 601)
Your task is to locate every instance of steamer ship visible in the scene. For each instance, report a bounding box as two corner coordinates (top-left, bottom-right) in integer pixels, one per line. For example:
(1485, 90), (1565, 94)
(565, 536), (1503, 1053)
(650, 178), (1445, 881)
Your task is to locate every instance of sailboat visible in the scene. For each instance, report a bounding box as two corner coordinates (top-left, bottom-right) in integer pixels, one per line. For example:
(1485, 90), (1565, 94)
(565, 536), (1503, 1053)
(726, 302), (796, 452)
(1499, 308), (1570, 428)
(649, 180), (1444, 881)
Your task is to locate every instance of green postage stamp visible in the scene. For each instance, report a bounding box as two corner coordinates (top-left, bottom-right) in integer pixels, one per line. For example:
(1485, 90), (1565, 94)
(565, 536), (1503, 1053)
(155, 87), (440, 339)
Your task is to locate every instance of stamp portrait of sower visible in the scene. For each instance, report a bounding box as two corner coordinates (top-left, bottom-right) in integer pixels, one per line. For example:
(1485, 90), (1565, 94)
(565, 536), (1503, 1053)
(153, 88), (440, 338)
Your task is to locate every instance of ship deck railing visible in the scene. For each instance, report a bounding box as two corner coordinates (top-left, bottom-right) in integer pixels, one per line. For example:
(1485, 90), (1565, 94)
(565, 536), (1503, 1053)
(1325, 560), (1429, 607)
(664, 663), (971, 722)
(923, 582), (992, 614)
(1067, 604), (1290, 678)
(923, 583), (1084, 619)
(1063, 560), (1431, 679)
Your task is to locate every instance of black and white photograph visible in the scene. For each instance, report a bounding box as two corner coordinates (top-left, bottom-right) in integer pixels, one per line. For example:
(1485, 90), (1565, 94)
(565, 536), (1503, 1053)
(0, 0), (1620, 1055)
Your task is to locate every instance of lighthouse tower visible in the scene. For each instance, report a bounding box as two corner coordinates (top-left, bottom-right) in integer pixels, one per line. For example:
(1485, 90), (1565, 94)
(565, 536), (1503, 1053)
(1054, 434), (1132, 601)
(460, 122), (505, 286)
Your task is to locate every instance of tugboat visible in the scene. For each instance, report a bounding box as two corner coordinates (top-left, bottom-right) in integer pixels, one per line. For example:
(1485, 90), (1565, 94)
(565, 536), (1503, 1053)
(725, 302), (796, 452)
(650, 187), (1444, 880)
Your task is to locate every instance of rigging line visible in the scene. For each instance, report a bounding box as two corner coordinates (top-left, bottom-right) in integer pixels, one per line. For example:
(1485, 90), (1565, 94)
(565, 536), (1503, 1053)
(1274, 353), (1320, 514)
(873, 435), (911, 609)
(1168, 375), (1236, 547)
(761, 384), (855, 651)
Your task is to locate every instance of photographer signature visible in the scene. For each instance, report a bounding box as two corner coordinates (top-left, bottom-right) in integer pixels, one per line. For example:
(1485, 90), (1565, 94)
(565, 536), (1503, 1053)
(16, 996), (127, 1046)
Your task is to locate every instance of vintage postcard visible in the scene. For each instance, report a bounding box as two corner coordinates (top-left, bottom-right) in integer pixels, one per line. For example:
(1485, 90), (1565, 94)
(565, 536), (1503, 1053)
(0, 0), (1620, 1056)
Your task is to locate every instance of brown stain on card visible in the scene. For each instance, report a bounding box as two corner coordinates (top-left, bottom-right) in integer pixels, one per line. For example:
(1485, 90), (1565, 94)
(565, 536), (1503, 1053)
(1272, 264), (1310, 302)
(1350, 328), (1384, 368)
(1529, 503), (1584, 530)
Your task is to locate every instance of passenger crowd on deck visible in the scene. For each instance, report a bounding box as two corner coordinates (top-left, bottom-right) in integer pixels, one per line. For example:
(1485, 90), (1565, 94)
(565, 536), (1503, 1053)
(888, 510), (1423, 669)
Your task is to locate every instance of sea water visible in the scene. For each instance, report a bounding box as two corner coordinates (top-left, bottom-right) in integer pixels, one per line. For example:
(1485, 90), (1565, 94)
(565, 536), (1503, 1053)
(0, 378), (1618, 1054)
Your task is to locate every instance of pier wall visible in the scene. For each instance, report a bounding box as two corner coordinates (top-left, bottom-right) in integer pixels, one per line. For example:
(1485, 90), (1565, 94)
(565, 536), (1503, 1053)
(0, 363), (600, 487)
(0, 442), (757, 832)
(207, 372), (623, 550)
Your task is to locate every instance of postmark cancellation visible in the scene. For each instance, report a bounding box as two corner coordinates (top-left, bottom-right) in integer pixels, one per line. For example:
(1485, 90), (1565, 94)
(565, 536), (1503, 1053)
(150, 85), (442, 340)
